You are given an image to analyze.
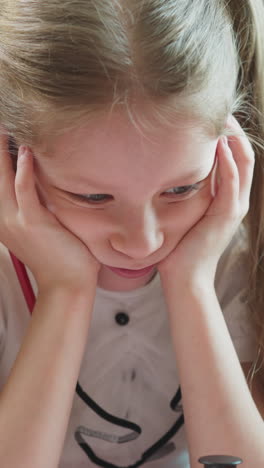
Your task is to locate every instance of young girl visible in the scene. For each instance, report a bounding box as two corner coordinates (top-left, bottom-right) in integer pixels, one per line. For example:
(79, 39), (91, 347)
(0, 1), (264, 467)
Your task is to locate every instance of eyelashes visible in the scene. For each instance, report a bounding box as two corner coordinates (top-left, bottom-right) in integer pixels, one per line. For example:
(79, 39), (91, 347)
(164, 183), (201, 197)
(69, 182), (204, 205)
(74, 194), (112, 203)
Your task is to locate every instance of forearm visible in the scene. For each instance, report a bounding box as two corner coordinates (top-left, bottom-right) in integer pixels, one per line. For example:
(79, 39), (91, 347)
(161, 278), (264, 468)
(0, 283), (96, 468)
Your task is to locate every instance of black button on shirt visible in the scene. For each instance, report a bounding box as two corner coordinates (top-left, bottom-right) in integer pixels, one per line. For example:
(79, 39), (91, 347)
(115, 312), (130, 326)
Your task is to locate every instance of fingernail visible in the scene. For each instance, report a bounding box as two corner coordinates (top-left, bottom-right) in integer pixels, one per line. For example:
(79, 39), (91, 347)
(222, 136), (228, 146)
(18, 146), (30, 160)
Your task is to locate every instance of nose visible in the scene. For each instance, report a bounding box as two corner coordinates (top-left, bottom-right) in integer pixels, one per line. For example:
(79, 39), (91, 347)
(109, 204), (165, 260)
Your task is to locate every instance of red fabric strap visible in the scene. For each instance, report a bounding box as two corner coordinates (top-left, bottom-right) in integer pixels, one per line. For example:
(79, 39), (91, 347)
(8, 251), (35, 315)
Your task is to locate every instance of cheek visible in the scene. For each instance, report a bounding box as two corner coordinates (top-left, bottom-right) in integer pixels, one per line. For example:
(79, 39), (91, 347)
(35, 183), (99, 242)
(38, 181), (213, 249)
(35, 182), (105, 244)
(170, 184), (213, 234)
(188, 184), (213, 221)
(49, 203), (112, 248)
(53, 208), (111, 261)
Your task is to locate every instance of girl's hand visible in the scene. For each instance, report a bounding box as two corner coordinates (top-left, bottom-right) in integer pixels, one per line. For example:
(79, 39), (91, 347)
(157, 116), (255, 285)
(0, 130), (101, 293)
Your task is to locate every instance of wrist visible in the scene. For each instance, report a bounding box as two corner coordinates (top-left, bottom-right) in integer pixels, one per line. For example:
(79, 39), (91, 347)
(37, 279), (97, 302)
(161, 275), (219, 325)
(159, 268), (215, 295)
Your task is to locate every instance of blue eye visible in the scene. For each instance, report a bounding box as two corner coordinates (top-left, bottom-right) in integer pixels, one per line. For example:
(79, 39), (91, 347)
(164, 183), (201, 198)
(73, 194), (112, 203)
(69, 182), (202, 205)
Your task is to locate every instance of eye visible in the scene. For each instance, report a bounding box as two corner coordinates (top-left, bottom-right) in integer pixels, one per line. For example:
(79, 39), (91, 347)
(163, 182), (202, 200)
(70, 193), (113, 204)
(67, 181), (204, 205)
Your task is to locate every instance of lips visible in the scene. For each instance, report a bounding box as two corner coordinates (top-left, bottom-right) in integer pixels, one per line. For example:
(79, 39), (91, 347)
(117, 265), (155, 271)
(106, 264), (157, 279)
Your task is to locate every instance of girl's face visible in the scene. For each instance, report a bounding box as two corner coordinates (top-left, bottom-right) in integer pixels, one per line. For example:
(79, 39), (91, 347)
(33, 111), (218, 292)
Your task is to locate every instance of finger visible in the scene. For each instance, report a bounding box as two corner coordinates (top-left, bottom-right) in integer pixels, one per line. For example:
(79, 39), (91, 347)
(210, 154), (218, 197)
(225, 117), (255, 207)
(0, 131), (17, 211)
(15, 146), (42, 219)
(208, 137), (240, 218)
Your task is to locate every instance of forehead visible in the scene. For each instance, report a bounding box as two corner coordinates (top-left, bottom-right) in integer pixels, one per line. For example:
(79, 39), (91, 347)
(36, 111), (218, 188)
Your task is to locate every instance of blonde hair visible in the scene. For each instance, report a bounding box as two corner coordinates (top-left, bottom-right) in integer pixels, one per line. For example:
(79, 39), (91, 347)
(0, 0), (249, 145)
(0, 0), (264, 387)
(235, 0), (264, 391)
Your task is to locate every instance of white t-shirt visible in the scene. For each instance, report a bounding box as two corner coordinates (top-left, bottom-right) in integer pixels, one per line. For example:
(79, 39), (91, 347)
(0, 226), (258, 468)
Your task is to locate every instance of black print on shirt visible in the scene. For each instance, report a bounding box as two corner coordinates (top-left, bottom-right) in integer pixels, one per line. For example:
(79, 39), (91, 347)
(74, 381), (184, 468)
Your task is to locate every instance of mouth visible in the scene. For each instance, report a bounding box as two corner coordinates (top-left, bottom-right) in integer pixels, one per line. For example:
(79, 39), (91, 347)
(105, 264), (157, 279)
